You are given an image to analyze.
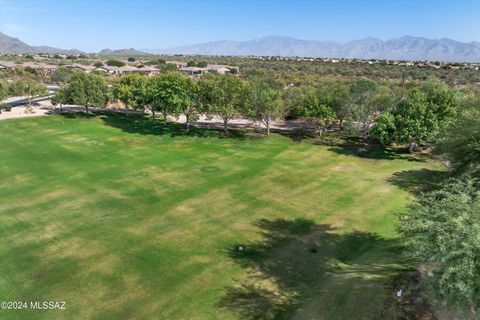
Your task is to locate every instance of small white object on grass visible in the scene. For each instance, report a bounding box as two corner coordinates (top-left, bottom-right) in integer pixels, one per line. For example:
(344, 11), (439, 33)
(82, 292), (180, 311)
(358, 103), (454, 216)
(396, 289), (402, 298)
(237, 246), (244, 252)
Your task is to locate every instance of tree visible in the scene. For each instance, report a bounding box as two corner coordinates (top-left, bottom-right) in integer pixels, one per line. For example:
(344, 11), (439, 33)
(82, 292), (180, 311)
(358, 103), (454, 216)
(147, 72), (191, 124)
(62, 72), (109, 114)
(181, 79), (204, 132)
(201, 74), (246, 133)
(0, 81), (7, 114)
(245, 80), (285, 134)
(147, 58), (166, 66)
(399, 178), (480, 310)
(371, 81), (457, 153)
(8, 79), (48, 113)
(348, 79), (384, 138)
(298, 87), (335, 135)
(160, 64), (178, 73)
(130, 75), (150, 114)
(106, 59), (125, 67)
(51, 86), (70, 111)
(51, 66), (73, 83)
(440, 96), (480, 176)
(127, 57), (136, 62)
(112, 73), (144, 109)
(320, 80), (351, 130)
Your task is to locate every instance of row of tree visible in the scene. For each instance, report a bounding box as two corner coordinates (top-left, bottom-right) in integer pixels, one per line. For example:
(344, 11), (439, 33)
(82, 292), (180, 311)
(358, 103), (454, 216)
(52, 70), (460, 152)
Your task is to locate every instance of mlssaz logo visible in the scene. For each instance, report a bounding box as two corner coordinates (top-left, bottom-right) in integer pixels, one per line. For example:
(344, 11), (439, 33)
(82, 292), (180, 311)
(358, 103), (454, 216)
(30, 301), (66, 310)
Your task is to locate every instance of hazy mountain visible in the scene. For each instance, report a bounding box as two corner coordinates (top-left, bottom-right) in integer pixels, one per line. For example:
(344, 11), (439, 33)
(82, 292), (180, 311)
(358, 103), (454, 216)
(0, 32), (148, 56)
(156, 36), (480, 62)
(2, 31), (479, 62)
(0, 32), (83, 55)
(98, 48), (149, 56)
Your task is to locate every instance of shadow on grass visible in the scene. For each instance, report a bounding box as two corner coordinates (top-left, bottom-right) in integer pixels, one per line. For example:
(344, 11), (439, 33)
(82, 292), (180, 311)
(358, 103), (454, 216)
(220, 218), (415, 319)
(324, 136), (422, 161)
(59, 112), (249, 139)
(388, 168), (449, 193)
(277, 130), (423, 161)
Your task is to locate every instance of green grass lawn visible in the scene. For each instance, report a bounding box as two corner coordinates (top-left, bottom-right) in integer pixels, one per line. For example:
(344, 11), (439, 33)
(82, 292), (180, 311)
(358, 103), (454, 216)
(0, 114), (440, 319)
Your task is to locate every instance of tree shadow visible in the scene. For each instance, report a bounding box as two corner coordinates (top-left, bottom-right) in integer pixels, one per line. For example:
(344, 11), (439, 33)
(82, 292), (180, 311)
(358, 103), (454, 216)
(388, 168), (449, 193)
(59, 112), (249, 139)
(324, 136), (422, 161)
(220, 218), (416, 319)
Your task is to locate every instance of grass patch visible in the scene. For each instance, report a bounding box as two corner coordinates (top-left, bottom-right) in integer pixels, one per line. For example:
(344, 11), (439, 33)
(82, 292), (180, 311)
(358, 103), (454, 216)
(0, 114), (441, 319)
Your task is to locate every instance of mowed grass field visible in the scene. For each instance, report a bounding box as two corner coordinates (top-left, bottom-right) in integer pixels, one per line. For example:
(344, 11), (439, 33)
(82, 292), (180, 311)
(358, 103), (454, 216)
(0, 114), (440, 319)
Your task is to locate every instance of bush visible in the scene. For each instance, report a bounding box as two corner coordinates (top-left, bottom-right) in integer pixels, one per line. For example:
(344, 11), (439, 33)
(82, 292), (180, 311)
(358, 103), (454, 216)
(106, 59), (126, 67)
(0, 103), (12, 112)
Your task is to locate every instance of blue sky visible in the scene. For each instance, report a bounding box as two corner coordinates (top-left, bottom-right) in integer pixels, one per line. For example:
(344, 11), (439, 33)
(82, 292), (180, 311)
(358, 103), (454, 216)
(0, 0), (479, 52)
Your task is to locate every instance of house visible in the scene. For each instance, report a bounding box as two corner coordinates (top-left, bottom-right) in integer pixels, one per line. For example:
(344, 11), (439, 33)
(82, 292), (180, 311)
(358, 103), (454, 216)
(67, 63), (96, 73)
(94, 65), (160, 76)
(178, 64), (240, 77)
(166, 61), (188, 68)
(178, 66), (208, 76)
(133, 65), (160, 76)
(19, 62), (58, 74)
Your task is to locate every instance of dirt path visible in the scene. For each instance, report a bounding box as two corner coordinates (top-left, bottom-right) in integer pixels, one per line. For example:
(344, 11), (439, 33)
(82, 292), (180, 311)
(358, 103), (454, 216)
(0, 103), (320, 133)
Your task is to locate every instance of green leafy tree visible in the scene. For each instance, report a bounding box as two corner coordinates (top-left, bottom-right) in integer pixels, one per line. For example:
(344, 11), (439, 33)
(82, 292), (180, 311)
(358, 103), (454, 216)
(106, 59), (125, 67)
(147, 72), (191, 124)
(0, 81), (7, 114)
(63, 72), (109, 114)
(348, 79), (385, 138)
(51, 67), (73, 83)
(112, 73), (144, 109)
(399, 178), (480, 310)
(201, 74), (246, 133)
(440, 96), (480, 176)
(245, 80), (285, 134)
(9, 79), (48, 112)
(181, 79), (204, 132)
(160, 64), (178, 73)
(127, 57), (136, 62)
(129, 75), (150, 114)
(51, 86), (70, 111)
(148, 58), (166, 66)
(371, 82), (457, 153)
(299, 87), (335, 135)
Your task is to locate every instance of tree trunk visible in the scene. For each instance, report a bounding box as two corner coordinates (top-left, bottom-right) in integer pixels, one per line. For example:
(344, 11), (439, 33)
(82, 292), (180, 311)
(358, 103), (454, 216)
(223, 119), (228, 133)
(151, 109), (156, 119)
(339, 118), (344, 131)
(85, 105), (89, 115)
(408, 140), (417, 154)
(266, 119), (270, 135)
(163, 112), (168, 125)
(185, 114), (190, 132)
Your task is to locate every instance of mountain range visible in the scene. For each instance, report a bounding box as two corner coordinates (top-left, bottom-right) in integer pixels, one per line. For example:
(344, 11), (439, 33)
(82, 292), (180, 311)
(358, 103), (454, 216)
(0, 32), (83, 55)
(1, 31), (480, 62)
(155, 36), (480, 62)
(0, 32), (149, 56)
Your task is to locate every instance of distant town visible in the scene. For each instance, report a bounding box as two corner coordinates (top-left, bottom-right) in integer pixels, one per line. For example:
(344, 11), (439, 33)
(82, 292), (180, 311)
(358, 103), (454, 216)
(1, 52), (479, 81)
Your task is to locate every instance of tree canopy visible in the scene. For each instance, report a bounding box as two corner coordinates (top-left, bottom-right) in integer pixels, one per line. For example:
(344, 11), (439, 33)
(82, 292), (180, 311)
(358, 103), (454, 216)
(60, 72), (109, 114)
(245, 79), (285, 134)
(201, 74), (246, 133)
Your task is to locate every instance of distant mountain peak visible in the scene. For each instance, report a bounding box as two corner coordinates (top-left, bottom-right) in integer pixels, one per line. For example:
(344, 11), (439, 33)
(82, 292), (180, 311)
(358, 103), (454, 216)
(0, 31), (83, 55)
(156, 35), (480, 62)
